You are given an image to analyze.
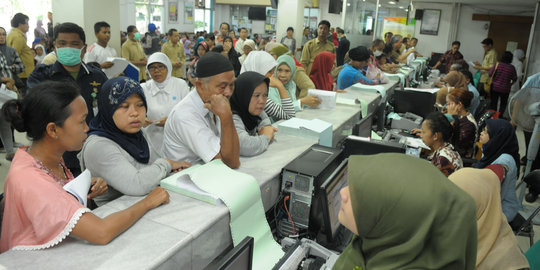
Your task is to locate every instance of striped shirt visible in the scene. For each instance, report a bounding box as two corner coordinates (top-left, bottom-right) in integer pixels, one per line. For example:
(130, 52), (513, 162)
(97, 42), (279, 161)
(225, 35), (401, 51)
(489, 62), (517, 93)
(264, 98), (296, 122)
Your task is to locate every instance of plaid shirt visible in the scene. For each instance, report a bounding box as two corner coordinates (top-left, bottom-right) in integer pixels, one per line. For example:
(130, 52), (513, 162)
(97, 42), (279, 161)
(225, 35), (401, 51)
(440, 50), (463, 73)
(0, 46), (25, 79)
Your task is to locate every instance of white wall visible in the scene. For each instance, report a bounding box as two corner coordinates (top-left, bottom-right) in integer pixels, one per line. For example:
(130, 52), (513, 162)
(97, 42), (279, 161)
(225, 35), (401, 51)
(276, 0), (304, 44)
(119, 0), (136, 34)
(455, 5), (490, 66)
(318, 0), (342, 29)
(251, 20), (266, 35)
(412, 2), (455, 58)
(214, 4), (231, 32)
(53, 0), (122, 55)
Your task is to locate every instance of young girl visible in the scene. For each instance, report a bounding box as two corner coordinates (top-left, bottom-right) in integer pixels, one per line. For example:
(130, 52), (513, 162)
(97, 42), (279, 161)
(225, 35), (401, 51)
(419, 112), (463, 176)
(80, 77), (190, 205)
(230, 72), (276, 156)
(1, 81), (169, 251)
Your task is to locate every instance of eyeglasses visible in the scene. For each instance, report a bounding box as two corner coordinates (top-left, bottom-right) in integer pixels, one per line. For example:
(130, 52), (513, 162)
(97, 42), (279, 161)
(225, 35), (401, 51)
(148, 64), (167, 71)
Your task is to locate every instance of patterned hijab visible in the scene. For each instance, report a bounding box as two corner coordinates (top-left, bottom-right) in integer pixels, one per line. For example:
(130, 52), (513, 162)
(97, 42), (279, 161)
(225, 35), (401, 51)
(333, 154), (477, 270)
(88, 77), (150, 163)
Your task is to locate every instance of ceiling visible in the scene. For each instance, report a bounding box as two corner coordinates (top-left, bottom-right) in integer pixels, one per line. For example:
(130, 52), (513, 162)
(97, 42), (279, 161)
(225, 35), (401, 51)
(411, 0), (537, 7)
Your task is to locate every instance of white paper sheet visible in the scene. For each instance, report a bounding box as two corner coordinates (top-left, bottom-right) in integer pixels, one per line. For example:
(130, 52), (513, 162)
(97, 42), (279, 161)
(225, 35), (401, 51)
(63, 169), (92, 206)
(307, 89), (336, 109)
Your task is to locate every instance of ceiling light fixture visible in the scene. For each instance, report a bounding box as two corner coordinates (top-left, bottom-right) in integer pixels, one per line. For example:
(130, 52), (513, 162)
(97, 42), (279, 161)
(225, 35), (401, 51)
(388, 1), (396, 4)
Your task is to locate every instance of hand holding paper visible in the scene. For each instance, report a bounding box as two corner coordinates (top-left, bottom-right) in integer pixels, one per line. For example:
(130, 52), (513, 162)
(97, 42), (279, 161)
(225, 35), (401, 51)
(87, 177), (108, 200)
(63, 169), (92, 206)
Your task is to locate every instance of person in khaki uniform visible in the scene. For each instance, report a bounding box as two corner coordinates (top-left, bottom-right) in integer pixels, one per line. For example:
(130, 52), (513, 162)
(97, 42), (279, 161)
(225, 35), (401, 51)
(161, 28), (185, 78)
(122, 25), (147, 82)
(473, 38), (498, 97)
(300, 20), (336, 75)
(7, 13), (34, 86)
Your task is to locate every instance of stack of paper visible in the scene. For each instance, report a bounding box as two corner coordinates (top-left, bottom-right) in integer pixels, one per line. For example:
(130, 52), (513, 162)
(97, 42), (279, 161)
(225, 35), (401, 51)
(160, 169), (222, 205)
(102, 57), (130, 78)
(350, 83), (387, 98)
(278, 118), (333, 147)
(307, 89), (336, 109)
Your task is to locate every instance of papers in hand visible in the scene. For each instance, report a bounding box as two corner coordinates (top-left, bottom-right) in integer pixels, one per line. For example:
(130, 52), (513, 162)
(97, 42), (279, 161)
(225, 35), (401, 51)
(405, 137), (430, 150)
(161, 171), (223, 205)
(63, 169), (92, 206)
(102, 57), (129, 78)
(307, 89), (336, 109)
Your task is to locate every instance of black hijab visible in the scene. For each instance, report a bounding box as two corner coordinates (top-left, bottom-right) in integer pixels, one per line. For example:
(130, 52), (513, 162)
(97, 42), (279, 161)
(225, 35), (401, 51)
(474, 119), (520, 169)
(88, 77), (150, 164)
(229, 71), (269, 131)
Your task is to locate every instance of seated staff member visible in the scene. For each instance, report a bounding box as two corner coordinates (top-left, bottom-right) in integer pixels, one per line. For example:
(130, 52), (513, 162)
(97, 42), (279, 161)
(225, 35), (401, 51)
(268, 43), (316, 99)
(418, 112), (463, 176)
(162, 52), (240, 168)
(309, 51), (335, 91)
(141, 52), (189, 155)
(337, 46), (380, 90)
(446, 88), (477, 158)
(436, 70), (468, 105)
(230, 72), (276, 156)
(474, 119), (523, 230)
(240, 51), (295, 121)
(460, 69), (481, 116)
(268, 55), (320, 118)
(0, 81), (169, 252)
(433, 41), (463, 74)
(333, 154), (477, 270)
(80, 77), (189, 205)
(449, 167), (530, 270)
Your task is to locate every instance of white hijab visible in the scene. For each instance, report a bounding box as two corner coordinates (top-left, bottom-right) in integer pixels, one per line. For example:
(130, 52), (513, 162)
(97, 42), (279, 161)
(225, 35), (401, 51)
(146, 52), (172, 91)
(34, 44), (47, 64)
(239, 51), (277, 76)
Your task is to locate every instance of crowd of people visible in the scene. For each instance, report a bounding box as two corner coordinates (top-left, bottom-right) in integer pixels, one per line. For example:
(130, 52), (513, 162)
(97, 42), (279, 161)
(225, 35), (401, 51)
(0, 11), (537, 269)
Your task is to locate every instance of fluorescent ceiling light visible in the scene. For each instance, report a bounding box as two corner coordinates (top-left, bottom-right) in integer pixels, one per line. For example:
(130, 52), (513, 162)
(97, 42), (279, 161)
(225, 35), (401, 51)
(398, 6), (404, 9)
(388, 1), (396, 4)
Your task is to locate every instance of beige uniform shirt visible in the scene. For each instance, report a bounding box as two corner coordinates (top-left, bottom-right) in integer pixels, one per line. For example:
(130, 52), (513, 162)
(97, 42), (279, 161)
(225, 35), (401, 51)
(122, 39), (147, 81)
(161, 41), (186, 78)
(300, 38), (336, 74)
(7, 28), (34, 78)
(480, 49), (498, 83)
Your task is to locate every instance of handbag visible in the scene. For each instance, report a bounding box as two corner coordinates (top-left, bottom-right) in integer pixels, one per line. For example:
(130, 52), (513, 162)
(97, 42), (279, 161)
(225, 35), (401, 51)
(484, 62), (499, 93)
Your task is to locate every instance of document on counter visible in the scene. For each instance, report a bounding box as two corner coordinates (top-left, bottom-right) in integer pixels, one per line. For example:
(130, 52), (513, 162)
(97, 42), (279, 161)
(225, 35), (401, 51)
(160, 168), (222, 205)
(350, 83), (387, 98)
(307, 89), (336, 109)
(278, 118), (333, 147)
(102, 57), (129, 78)
(404, 87), (439, 94)
(162, 160), (284, 270)
(63, 169), (92, 206)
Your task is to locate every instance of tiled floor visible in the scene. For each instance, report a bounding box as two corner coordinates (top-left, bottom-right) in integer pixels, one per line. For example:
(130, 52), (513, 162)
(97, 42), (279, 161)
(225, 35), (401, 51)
(0, 129), (538, 253)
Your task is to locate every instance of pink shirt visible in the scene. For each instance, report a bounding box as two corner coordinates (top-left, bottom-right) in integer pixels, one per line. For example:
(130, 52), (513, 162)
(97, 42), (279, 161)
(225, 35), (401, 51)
(0, 148), (89, 252)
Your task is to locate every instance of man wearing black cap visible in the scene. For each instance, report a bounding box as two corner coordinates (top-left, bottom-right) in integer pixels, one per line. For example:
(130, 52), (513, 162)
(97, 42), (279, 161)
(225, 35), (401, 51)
(162, 52), (240, 168)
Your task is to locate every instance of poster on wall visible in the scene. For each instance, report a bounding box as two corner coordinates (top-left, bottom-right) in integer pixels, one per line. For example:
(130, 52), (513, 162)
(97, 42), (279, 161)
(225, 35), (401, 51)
(184, 2), (194, 24)
(420, 9), (441, 35)
(168, 1), (178, 23)
(382, 17), (416, 40)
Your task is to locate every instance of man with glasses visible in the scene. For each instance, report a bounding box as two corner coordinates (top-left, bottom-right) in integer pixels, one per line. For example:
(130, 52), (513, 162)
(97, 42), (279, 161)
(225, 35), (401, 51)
(7, 13), (34, 94)
(27, 22), (108, 177)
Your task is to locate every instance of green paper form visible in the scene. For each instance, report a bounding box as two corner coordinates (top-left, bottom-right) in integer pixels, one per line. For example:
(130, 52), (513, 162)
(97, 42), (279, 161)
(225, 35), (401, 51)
(161, 160), (284, 269)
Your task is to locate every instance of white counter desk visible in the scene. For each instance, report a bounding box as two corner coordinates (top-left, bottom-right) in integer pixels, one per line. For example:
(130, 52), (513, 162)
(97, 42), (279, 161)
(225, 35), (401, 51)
(0, 100), (370, 269)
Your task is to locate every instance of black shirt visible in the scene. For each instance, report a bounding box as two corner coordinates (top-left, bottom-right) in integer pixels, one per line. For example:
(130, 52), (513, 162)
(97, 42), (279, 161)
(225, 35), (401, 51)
(336, 36), (350, 67)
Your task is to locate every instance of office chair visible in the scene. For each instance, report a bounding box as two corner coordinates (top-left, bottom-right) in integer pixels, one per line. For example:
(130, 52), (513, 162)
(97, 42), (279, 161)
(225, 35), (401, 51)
(516, 202), (540, 247)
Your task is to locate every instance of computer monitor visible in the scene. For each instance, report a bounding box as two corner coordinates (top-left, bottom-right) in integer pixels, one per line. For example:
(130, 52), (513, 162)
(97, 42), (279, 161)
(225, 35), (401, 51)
(343, 137), (406, 157)
(353, 113), (373, 138)
(392, 89), (436, 118)
(208, 236), (254, 270)
(320, 158), (348, 242)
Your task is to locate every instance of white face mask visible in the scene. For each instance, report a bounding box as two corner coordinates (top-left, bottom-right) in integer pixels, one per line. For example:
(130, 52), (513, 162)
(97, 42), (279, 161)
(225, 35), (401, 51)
(373, 50), (383, 57)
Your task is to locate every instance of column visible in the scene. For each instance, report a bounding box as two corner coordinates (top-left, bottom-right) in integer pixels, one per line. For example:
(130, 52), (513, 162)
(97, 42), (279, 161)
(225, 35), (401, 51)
(276, 0), (304, 52)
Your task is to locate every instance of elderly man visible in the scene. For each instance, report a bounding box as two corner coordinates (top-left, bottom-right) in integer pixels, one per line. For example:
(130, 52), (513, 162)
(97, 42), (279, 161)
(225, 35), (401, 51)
(300, 20), (336, 74)
(161, 28), (186, 78)
(162, 52), (240, 168)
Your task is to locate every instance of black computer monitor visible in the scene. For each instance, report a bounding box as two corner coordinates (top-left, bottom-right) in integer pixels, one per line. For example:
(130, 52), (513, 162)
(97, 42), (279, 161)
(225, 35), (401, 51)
(353, 113), (373, 138)
(391, 89), (436, 118)
(320, 158), (348, 243)
(343, 137), (406, 157)
(208, 236), (254, 270)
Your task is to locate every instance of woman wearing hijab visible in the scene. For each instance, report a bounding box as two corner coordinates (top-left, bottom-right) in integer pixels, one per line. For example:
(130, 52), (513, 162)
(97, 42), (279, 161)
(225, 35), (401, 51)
(334, 154), (477, 270)
(436, 70), (468, 105)
(240, 51), (296, 121)
(80, 77), (190, 205)
(216, 36), (241, 76)
(141, 52), (189, 154)
(34, 44), (46, 65)
(268, 55), (320, 121)
(0, 26), (24, 161)
(230, 72), (276, 156)
(474, 119), (523, 229)
(238, 39), (255, 64)
(34, 19), (48, 43)
(268, 43), (315, 98)
(446, 88), (477, 158)
(187, 41), (209, 86)
(510, 49), (525, 94)
(309, 51), (335, 91)
(449, 167), (529, 270)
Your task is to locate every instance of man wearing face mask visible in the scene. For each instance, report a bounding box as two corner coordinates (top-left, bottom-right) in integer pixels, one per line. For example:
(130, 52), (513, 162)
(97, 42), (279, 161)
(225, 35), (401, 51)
(27, 22), (108, 177)
(122, 25), (148, 82)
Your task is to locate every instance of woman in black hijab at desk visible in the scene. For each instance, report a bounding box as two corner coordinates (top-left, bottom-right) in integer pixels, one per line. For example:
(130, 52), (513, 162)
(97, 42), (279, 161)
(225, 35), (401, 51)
(229, 71), (277, 156)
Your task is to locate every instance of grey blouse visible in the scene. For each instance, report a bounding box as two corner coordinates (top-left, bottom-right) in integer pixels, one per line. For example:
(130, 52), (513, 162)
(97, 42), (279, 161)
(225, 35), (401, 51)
(233, 112), (272, 157)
